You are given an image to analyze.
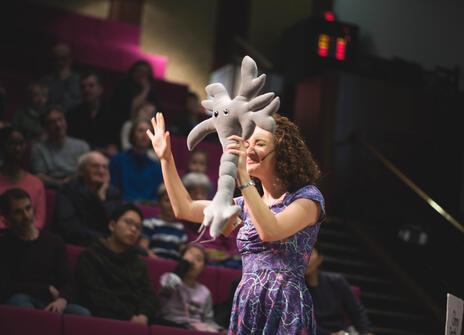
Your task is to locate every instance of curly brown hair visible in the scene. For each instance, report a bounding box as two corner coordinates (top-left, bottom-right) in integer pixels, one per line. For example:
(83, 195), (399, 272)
(272, 114), (321, 192)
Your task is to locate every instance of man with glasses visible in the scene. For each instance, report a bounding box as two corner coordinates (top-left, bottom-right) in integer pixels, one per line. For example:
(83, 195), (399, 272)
(75, 203), (158, 324)
(54, 151), (121, 245)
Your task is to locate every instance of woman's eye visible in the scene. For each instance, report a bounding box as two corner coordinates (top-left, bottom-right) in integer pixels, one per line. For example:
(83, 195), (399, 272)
(223, 109), (229, 116)
(213, 111), (219, 117)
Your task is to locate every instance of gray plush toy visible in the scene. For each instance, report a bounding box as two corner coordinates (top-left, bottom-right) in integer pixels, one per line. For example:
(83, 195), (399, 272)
(187, 55), (280, 239)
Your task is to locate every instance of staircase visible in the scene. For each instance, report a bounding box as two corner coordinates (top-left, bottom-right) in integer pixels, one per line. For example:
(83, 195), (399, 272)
(317, 217), (442, 335)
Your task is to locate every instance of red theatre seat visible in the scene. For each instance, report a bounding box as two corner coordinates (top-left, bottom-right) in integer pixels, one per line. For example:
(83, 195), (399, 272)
(63, 314), (149, 335)
(151, 325), (217, 335)
(0, 305), (62, 335)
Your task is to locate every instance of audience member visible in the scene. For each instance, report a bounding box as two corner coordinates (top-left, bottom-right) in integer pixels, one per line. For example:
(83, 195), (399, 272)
(120, 102), (157, 158)
(0, 188), (90, 316)
(11, 82), (48, 140)
(0, 127), (45, 229)
(109, 119), (162, 203)
(139, 184), (187, 260)
(182, 172), (240, 268)
(169, 91), (208, 136)
(111, 60), (161, 139)
(30, 105), (89, 188)
(54, 151), (121, 245)
(75, 203), (158, 324)
(67, 71), (118, 153)
(305, 247), (374, 335)
(182, 172), (212, 201)
(186, 149), (209, 174)
(159, 244), (223, 332)
(41, 43), (80, 112)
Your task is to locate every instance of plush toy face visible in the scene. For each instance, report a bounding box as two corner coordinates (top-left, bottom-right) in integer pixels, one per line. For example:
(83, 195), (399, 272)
(209, 97), (248, 146)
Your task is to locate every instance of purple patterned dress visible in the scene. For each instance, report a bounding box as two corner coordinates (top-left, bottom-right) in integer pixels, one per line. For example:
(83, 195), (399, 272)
(229, 185), (325, 335)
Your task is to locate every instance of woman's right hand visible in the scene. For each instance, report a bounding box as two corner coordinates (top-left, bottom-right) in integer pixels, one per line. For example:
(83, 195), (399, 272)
(146, 113), (172, 161)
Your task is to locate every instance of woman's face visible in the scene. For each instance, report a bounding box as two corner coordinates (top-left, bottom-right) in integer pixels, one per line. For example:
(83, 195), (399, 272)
(4, 131), (26, 162)
(245, 126), (276, 179)
(182, 246), (206, 279)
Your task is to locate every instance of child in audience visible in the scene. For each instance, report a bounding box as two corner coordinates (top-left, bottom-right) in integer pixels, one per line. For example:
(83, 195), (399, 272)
(182, 172), (241, 268)
(139, 183), (187, 259)
(159, 244), (223, 333)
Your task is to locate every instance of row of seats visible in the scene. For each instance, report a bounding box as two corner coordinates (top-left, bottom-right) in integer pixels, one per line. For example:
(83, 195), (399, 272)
(0, 306), (219, 335)
(0, 245), (242, 335)
(66, 244), (242, 305)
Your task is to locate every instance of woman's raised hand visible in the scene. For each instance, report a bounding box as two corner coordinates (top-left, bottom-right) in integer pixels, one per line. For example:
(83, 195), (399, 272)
(146, 113), (172, 161)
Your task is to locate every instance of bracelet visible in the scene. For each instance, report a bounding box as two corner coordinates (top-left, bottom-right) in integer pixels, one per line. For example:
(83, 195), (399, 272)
(238, 179), (256, 190)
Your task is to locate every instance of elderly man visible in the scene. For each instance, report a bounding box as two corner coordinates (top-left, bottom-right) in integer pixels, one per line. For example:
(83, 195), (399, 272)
(30, 105), (89, 189)
(53, 151), (121, 245)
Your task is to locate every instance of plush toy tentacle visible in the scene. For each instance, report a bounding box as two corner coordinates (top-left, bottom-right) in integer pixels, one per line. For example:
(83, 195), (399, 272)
(187, 119), (216, 151)
(249, 97), (280, 133)
(201, 99), (214, 112)
(202, 152), (241, 238)
(247, 92), (275, 111)
(240, 117), (256, 140)
(239, 74), (266, 100)
(237, 56), (266, 99)
(205, 83), (230, 100)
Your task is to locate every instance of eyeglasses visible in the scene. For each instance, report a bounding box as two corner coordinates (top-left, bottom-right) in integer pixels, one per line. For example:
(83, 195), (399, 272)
(121, 218), (142, 231)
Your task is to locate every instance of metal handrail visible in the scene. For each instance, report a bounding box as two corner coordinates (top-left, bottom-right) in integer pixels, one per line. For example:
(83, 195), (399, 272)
(362, 139), (464, 234)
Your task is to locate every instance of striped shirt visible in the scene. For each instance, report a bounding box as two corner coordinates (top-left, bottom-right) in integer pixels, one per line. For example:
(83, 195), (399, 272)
(142, 217), (187, 259)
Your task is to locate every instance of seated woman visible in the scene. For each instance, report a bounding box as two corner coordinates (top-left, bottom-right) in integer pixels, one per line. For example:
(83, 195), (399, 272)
(110, 119), (162, 203)
(159, 244), (223, 333)
(0, 127), (45, 229)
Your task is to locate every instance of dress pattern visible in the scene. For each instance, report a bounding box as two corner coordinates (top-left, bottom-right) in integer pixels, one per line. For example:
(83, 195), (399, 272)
(229, 185), (325, 335)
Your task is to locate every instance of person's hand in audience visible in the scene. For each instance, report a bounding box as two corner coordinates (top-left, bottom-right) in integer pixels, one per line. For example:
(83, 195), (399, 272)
(147, 113), (172, 161)
(130, 314), (148, 325)
(45, 297), (67, 314)
(49, 285), (60, 300)
(97, 169), (110, 201)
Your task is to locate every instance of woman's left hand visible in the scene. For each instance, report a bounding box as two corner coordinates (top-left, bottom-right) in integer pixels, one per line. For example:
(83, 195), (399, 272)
(226, 135), (249, 184)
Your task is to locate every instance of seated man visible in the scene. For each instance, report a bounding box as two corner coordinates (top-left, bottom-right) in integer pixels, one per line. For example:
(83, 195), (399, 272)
(67, 71), (119, 153)
(75, 203), (158, 325)
(54, 151), (121, 245)
(304, 247), (374, 335)
(139, 183), (187, 260)
(0, 188), (89, 316)
(30, 105), (89, 189)
(11, 82), (49, 141)
(109, 119), (162, 202)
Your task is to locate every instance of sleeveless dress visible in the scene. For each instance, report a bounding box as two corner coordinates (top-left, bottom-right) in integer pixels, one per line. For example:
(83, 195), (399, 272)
(229, 185), (325, 335)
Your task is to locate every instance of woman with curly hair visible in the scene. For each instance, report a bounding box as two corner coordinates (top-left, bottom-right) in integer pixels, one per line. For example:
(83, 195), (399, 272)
(147, 112), (325, 335)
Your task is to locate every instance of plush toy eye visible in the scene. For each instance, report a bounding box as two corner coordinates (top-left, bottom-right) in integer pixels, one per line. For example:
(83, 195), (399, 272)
(223, 109), (229, 116)
(213, 111), (219, 117)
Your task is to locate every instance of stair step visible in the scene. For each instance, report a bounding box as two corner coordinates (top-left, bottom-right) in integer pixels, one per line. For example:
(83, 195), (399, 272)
(317, 241), (361, 254)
